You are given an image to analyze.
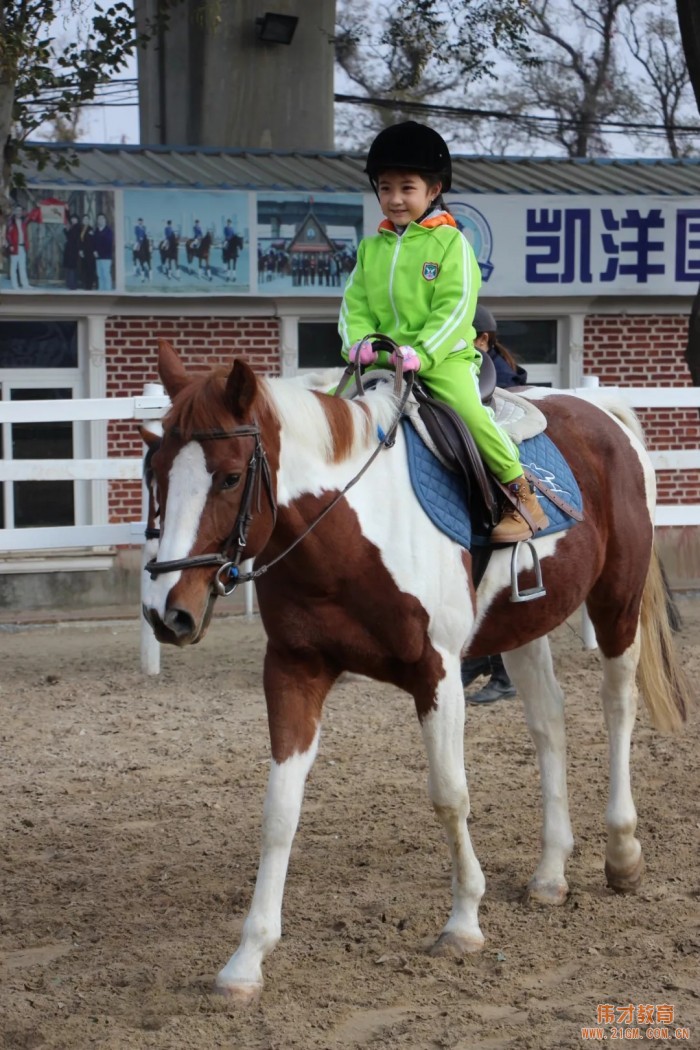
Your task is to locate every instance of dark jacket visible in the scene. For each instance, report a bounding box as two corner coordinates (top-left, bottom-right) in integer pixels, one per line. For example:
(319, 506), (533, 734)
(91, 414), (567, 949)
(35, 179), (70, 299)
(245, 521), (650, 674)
(63, 224), (82, 268)
(93, 225), (114, 261)
(489, 348), (527, 388)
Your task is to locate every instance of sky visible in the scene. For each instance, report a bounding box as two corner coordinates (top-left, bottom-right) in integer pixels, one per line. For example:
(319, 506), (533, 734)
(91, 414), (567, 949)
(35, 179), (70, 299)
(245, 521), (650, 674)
(76, 62), (140, 145)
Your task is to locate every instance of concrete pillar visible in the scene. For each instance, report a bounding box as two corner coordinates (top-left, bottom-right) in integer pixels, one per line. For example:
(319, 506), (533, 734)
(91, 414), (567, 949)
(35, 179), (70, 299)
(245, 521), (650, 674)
(135, 0), (335, 150)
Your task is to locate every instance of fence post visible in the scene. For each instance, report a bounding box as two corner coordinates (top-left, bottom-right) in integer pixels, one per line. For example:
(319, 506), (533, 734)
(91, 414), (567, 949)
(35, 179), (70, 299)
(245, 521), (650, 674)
(140, 382), (164, 675)
(241, 560), (255, 620)
(580, 607), (598, 650)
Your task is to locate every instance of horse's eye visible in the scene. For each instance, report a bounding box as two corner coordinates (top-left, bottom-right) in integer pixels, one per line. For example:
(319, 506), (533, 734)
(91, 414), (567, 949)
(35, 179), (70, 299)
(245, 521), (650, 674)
(221, 473), (241, 491)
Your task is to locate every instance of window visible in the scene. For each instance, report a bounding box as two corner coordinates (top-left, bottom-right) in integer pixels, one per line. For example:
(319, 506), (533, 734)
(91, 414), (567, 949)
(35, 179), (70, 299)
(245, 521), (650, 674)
(1, 320), (84, 533)
(497, 318), (559, 387)
(295, 317), (562, 385)
(498, 319), (557, 365)
(9, 389), (75, 528)
(0, 320), (78, 369)
(298, 321), (342, 369)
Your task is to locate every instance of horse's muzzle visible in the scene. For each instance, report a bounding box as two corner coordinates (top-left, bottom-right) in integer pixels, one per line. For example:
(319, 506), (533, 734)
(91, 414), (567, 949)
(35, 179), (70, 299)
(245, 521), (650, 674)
(142, 603), (199, 647)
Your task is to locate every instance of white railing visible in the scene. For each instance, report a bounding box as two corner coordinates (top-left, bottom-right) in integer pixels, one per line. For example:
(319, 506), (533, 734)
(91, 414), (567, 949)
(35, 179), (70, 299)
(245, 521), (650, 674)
(573, 380), (700, 646)
(1, 382), (698, 665)
(0, 384), (254, 674)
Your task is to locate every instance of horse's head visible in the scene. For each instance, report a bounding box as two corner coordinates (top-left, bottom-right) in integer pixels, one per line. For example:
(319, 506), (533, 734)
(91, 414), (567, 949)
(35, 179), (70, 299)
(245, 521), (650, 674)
(142, 339), (279, 646)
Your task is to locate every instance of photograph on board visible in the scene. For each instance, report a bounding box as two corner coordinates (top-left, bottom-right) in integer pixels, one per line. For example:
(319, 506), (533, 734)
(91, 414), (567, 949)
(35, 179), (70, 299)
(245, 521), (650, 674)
(256, 193), (362, 294)
(2, 189), (115, 293)
(123, 189), (250, 294)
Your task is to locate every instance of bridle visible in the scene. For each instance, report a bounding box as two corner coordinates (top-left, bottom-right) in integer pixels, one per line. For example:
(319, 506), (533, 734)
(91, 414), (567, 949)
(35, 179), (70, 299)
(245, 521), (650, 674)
(146, 422), (277, 596)
(145, 361), (413, 597)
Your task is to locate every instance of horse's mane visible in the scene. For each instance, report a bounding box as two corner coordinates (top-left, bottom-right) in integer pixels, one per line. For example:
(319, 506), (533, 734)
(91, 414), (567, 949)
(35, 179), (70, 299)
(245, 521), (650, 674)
(163, 365), (401, 464)
(163, 367), (233, 440)
(265, 374), (401, 465)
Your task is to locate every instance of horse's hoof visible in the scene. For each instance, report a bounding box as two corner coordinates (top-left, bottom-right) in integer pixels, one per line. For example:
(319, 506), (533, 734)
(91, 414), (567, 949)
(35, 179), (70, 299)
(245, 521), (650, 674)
(213, 979), (262, 1004)
(523, 878), (569, 906)
(605, 853), (645, 893)
(428, 931), (484, 958)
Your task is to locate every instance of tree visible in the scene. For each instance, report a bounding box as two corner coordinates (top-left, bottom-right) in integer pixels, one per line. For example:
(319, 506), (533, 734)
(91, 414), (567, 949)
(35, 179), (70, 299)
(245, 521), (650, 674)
(0, 1), (180, 219)
(368, 0), (698, 159)
(334, 0), (533, 151)
(623, 4), (698, 158)
(504, 0), (641, 157)
(336, 0), (461, 147)
(677, 0), (700, 115)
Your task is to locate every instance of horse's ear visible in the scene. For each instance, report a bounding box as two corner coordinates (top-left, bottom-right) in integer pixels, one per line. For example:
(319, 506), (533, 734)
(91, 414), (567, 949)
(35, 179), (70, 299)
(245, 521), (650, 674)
(225, 359), (258, 419)
(157, 338), (190, 397)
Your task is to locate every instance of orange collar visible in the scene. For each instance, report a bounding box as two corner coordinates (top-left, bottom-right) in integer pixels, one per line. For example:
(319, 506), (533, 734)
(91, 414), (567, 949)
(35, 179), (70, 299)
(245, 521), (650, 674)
(378, 212), (457, 234)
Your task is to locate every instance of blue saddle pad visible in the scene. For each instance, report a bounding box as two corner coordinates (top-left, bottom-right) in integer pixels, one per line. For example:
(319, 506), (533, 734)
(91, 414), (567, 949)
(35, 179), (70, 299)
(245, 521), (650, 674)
(402, 420), (583, 549)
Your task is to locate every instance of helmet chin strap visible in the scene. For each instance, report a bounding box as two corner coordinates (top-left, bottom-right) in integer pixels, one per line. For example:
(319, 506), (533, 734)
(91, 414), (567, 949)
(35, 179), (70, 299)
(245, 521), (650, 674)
(416, 202), (438, 224)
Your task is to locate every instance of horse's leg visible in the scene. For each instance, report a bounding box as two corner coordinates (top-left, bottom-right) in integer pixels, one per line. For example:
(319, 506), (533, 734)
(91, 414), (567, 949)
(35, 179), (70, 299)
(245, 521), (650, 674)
(419, 647), (486, 955)
(215, 646), (336, 1001)
(598, 634), (645, 892)
(504, 638), (574, 905)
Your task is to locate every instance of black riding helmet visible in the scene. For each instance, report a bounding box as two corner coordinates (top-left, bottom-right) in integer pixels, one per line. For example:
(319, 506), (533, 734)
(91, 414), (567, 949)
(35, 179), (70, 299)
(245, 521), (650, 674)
(364, 121), (452, 193)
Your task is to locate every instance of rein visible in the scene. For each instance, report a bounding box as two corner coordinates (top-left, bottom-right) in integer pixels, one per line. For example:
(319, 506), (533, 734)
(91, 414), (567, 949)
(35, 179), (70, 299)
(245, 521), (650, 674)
(145, 374), (413, 596)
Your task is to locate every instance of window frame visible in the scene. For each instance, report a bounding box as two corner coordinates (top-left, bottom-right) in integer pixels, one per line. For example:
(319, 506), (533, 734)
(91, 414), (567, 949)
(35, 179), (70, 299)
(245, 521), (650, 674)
(0, 314), (110, 570)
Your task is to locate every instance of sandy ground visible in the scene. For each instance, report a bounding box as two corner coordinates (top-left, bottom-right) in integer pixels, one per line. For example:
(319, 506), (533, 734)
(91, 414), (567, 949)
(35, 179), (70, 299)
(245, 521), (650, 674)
(1, 600), (699, 1050)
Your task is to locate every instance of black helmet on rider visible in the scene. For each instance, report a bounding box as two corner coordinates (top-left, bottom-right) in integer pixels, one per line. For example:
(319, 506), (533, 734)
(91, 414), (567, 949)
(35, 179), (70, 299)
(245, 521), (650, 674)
(365, 121), (452, 193)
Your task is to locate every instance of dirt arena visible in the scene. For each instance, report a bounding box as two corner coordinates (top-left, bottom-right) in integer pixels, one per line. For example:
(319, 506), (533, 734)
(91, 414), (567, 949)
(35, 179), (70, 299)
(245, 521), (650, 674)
(1, 600), (699, 1050)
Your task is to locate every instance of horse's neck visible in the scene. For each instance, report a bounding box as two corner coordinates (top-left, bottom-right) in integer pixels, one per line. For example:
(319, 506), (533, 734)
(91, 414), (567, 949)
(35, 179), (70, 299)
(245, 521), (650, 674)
(271, 384), (396, 508)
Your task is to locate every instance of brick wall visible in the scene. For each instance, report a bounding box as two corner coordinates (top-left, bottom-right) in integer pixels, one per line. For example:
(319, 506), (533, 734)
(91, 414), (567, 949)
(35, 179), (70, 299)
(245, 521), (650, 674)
(106, 314), (280, 522)
(584, 314), (699, 504)
(106, 311), (699, 523)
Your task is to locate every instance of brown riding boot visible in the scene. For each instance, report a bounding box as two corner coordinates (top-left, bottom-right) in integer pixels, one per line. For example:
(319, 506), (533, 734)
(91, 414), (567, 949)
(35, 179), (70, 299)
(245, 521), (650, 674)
(490, 475), (549, 544)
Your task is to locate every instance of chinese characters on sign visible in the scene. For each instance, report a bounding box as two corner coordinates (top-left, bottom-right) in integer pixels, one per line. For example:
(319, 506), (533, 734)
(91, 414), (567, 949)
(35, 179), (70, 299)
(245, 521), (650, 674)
(524, 203), (700, 289)
(579, 1003), (690, 1041)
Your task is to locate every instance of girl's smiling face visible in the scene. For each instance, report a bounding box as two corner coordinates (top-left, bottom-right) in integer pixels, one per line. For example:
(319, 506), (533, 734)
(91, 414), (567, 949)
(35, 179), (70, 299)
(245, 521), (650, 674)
(377, 169), (442, 226)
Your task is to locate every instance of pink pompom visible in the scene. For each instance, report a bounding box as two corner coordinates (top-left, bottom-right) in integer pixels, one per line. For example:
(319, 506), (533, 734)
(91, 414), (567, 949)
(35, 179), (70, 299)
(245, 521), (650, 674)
(349, 339), (378, 366)
(390, 345), (421, 372)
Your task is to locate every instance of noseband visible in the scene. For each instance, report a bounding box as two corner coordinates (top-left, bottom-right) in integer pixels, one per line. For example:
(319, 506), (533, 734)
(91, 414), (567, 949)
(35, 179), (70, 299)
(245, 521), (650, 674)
(146, 423), (277, 596)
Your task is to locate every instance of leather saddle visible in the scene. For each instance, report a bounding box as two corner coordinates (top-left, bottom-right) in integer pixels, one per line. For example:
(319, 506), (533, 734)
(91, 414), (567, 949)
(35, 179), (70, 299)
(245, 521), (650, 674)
(334, 336), (500, 531)
(412, 352), (500, 530)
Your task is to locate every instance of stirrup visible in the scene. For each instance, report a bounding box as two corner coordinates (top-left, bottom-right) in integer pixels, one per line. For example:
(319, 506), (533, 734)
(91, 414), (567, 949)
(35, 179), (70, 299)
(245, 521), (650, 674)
(509, 539), (546, 603)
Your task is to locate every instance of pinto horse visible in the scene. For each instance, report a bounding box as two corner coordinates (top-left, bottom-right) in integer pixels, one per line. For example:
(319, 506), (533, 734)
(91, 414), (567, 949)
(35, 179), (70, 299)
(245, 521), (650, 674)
(142, 339), (689, 1001)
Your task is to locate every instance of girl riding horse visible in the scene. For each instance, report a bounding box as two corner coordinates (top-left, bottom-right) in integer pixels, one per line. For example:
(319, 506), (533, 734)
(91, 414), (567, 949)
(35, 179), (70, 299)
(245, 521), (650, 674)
(340, 121), (548, 544)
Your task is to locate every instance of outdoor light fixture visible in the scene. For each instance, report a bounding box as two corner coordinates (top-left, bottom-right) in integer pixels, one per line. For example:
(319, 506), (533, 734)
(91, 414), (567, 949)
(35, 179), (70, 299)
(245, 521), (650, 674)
(255, 12), (299, 44)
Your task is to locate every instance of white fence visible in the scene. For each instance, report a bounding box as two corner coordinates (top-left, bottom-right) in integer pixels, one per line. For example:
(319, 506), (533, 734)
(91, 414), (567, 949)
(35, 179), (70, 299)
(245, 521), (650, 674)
(1, 383), (699, 669)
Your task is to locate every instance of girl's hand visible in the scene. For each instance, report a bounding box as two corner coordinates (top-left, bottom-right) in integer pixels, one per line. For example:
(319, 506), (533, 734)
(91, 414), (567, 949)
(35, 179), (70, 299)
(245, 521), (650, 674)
(348, 339), (378, 366)
(390, 345), (421, 372)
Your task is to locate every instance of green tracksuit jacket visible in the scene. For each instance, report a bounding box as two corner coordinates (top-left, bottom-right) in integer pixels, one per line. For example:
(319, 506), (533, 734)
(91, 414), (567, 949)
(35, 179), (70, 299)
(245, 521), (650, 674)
(339, 212), (522, 483)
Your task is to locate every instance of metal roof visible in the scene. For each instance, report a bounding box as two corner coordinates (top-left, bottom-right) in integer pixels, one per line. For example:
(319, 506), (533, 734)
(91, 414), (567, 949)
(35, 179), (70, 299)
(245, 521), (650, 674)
(19, 141), (700, 196)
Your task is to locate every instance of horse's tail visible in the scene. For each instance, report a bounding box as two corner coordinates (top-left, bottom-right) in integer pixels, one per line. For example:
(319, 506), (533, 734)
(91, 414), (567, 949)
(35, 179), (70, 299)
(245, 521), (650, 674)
(595, 394), (646, 446)
(637, 544), (691, 733)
